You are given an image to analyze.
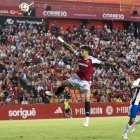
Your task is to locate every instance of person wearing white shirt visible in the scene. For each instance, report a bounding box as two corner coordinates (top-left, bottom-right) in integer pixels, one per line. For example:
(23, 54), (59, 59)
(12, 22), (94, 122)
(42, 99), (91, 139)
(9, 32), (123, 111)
(122, 76), (140, 140)
(21, 98), (28, 104)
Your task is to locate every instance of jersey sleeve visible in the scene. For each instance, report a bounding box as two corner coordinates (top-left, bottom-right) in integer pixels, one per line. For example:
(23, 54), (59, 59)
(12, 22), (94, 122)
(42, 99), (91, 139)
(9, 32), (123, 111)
(89, 56), (102, 64)
(132, 78), (140, 88)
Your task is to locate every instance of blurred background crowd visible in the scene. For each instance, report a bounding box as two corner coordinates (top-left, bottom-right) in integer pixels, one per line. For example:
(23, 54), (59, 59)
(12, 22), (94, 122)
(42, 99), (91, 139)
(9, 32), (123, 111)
(0, 20), (140, 105)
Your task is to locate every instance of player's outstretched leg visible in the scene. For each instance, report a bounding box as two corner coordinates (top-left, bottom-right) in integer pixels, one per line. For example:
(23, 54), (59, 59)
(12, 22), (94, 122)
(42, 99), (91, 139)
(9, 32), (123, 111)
(55, 86), (65, 96)
(54, 80), (71, 97)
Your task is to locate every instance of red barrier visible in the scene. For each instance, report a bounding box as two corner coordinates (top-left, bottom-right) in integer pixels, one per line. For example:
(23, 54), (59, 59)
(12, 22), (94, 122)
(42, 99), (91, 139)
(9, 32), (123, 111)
(0, 102), (130, 120)
(71, 102), (130, 117)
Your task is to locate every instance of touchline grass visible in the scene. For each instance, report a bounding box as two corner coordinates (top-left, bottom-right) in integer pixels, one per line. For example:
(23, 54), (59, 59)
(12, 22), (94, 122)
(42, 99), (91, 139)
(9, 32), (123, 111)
(0, 116), (139, 140)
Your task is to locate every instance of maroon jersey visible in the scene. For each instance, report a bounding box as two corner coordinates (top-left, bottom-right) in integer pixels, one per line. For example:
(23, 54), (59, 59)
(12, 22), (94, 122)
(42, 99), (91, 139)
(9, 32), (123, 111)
(76, 55), (101, 81)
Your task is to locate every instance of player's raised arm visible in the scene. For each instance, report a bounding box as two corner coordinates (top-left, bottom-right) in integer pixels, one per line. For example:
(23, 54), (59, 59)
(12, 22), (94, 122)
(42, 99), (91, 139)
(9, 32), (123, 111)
(57, 36), (77, 54)
(102, 62), (116, 67)
(93, 59), (116, 69)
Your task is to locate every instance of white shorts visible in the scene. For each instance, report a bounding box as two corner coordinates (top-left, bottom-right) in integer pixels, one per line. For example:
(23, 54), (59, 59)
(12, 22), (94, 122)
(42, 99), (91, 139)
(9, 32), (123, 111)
(67, 75), (91, 92)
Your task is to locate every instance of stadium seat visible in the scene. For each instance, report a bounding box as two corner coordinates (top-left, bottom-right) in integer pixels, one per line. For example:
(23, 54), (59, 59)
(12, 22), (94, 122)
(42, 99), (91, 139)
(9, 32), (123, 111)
(90, 94), (94, 98)
(14, 100), (19, 104)
(71, 93), (76, 98)
(72, 98), (77, 103)
(74, 89), (80, 94)
(54, 99), (59, 103)
(68, 99), (72, 103)
(49, 98), (54, 103)
(81, 97), (85, 102)
(69, 88), (75, 94)
(76, 94), (81, 98)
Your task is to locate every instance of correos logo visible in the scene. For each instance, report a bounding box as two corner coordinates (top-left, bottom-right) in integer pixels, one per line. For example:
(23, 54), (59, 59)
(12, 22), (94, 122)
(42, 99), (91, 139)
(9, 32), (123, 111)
(103, 13), (124, 20)
(8, 108), (36, 119)
(43, 11), (67, 17)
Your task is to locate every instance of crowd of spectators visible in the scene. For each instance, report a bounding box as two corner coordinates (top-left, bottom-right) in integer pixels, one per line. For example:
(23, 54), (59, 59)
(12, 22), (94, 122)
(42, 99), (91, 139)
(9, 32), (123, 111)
(0, 19), (140, 105)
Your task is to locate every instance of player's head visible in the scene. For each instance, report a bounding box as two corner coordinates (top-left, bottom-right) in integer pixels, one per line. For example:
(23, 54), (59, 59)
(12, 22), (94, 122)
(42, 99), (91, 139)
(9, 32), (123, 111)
(81, 46), (92, 55)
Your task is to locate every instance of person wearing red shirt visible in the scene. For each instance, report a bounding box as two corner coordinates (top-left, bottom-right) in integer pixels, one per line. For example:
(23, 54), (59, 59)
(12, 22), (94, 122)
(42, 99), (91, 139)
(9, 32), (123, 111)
(54, 36), (115, 127)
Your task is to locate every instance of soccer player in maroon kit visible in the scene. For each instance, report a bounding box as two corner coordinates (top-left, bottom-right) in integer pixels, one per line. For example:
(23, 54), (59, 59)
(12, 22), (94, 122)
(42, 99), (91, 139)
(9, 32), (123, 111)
(54, 36), (114, 127)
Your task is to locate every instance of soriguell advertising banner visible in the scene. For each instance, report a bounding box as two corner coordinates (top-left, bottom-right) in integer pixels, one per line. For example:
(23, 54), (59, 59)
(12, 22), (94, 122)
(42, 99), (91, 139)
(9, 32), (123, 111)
(0, 5), (140, 21)
(0, 102), (130, 120)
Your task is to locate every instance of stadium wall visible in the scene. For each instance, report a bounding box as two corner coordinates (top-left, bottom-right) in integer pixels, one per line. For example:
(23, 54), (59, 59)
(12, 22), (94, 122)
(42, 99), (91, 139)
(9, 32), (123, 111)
(0, 16), (123, 30)
(0, 2), (140, 22)
(49, 18), (124, 30)
(0, 102), (130, 120)
(0, 4), (138, 30)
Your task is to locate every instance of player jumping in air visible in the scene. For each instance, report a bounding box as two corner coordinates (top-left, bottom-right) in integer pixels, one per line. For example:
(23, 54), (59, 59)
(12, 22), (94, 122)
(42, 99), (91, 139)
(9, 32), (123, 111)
(54, 36), (115, 127)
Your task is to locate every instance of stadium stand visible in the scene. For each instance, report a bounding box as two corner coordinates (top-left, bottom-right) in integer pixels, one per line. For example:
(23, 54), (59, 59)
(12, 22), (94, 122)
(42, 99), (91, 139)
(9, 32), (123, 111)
(0, 0), (140, 105)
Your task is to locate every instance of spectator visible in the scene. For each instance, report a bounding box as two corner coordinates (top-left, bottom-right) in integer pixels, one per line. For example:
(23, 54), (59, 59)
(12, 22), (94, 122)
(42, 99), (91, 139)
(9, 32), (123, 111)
(0, 21), (139, 105)
(64, 99), (72, 118)
(21, 98), (28, 104)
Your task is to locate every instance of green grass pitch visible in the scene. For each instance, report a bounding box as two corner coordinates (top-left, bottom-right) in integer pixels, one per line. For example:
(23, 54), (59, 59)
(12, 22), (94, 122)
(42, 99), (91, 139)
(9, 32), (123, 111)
(0, 116), (139, 140)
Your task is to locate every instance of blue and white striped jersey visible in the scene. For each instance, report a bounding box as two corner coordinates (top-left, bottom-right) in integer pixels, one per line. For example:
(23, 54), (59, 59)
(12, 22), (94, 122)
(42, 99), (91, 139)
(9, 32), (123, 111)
(131, 78), (140, 105)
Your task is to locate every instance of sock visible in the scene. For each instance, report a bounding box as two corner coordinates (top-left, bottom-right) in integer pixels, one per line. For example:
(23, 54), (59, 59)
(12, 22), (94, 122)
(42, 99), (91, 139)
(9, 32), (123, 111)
(133, 119), (140, 125)
(85, 101), (90, 117)
(85, 116), (89, 123)
(55, 86), (65, 96)
(123, 123), (131, 134)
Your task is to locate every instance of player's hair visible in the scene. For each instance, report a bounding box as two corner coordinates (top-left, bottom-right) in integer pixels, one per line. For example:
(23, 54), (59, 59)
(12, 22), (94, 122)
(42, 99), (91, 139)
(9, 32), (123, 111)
(81, 46), (92, 55)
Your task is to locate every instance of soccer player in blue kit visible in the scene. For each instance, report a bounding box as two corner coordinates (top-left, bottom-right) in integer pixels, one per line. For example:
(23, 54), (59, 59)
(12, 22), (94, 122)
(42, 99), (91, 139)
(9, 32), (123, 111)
(122, 75), (140, 140)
